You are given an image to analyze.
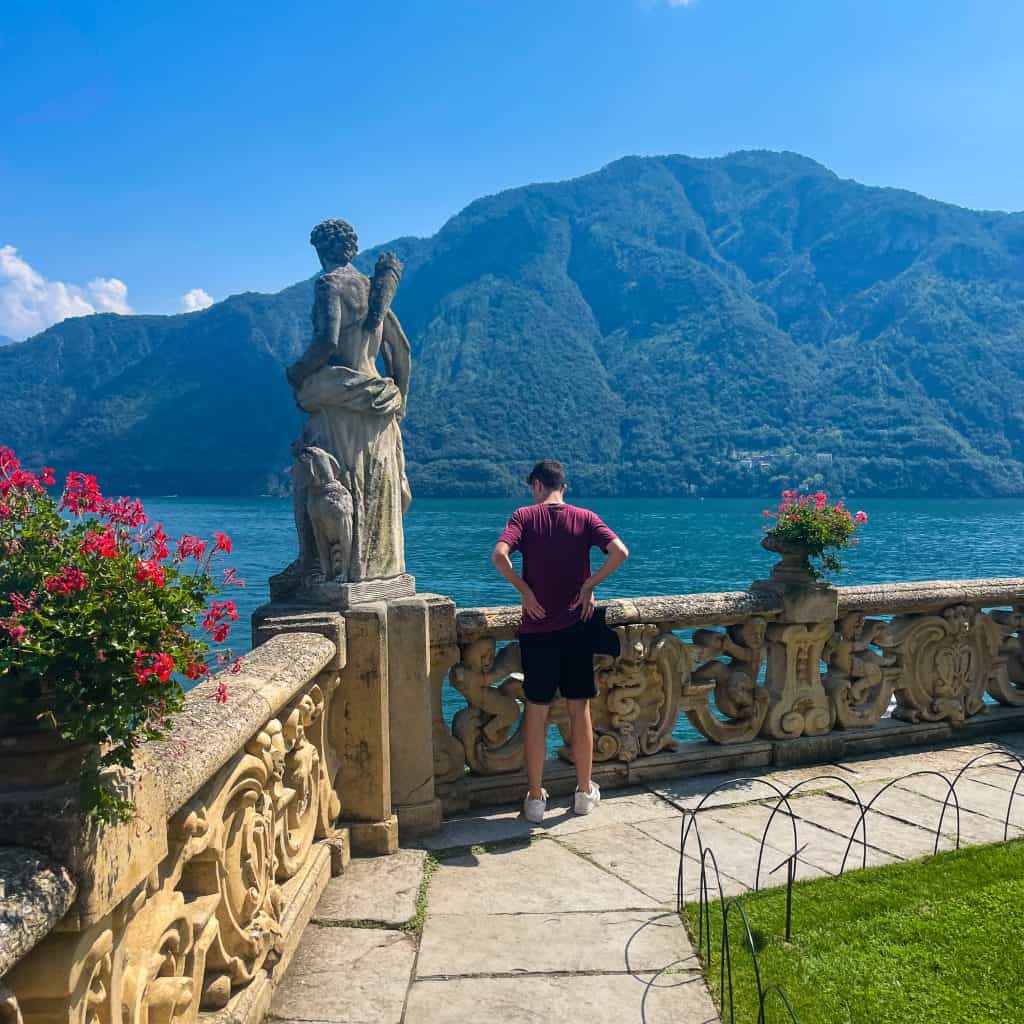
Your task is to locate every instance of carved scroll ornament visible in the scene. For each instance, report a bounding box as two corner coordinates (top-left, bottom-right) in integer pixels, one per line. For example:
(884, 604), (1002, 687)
(888, 605), (994, 725)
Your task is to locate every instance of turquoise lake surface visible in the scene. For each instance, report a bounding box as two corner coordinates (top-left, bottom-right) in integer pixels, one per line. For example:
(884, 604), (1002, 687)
(148, 496), (1024, 745)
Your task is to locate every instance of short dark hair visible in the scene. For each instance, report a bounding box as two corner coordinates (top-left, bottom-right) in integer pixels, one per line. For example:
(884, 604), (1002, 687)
(526, 459), (566, 491)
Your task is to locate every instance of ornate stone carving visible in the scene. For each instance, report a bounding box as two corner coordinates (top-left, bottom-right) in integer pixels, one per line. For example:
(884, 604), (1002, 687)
(70, 931), (115, 1024)
(450, 639), (526, 774)
(430, 643), (466, 784)
(761, 621), (834, 738)
(274, 219), (413, 603)
(175, 744), (282, 990)
(888, 605), (993, 724)
(585, 626), (683, 762)
(0, 984), (22, 1024)
(273, 688), (332, 880)
(684, 619), (770, 743)
(823, 612), (899, 728)
(120, 890), (219, 1024)
(4, 660), (345, 1024)
(981, 608), (1024, 707)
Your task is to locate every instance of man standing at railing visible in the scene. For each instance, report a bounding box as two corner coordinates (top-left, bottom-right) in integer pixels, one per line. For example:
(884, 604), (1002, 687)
(491, 459), (630, 824)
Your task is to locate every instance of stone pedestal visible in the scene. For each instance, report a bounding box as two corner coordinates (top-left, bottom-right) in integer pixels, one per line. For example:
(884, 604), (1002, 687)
(325, 602), (400, 856)
(253, 600), (399, 856)
(256, 590), (451, 846)
(751, 573), (839, 741)
(269, 571), (416, 609)
(386, 596), (456, 838)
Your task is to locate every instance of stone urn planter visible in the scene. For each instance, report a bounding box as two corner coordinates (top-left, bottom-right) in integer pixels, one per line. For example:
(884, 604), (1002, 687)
(753, 534), (839, 622)
(0, 688), (93, 792)
(759, 533), (816, 585)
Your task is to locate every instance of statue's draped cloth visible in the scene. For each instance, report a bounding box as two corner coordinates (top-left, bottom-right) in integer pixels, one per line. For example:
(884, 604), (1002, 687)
(296, 365), (410, 581)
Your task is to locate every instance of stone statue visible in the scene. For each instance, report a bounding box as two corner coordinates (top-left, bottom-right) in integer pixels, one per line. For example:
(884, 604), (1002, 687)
(293, 445), (354, 580)
(272, 219), (414, 605)
(692, 618), (768, 721)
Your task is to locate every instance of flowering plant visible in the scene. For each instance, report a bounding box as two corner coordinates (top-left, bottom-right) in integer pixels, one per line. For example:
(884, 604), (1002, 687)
(762, 490), (868, 578)
(0, 445), (244, 822)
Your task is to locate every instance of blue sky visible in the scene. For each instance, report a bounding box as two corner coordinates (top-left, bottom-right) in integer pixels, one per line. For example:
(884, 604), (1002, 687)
(2, 0), (1022, 339)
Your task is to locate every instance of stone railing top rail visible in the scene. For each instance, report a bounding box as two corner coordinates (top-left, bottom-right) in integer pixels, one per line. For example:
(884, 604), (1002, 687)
(0, 848), (76, 978)
(836, 578), (1024, 615)
(454, 577), (1024, 643)
(143, 630), (339, 818)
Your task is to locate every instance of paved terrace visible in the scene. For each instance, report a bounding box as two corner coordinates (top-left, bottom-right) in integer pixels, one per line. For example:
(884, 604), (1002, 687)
(267, 732), (1024, 1024)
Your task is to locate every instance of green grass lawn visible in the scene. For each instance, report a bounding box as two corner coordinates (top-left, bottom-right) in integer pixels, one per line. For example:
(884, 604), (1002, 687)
(682, 839), (1024, 1024)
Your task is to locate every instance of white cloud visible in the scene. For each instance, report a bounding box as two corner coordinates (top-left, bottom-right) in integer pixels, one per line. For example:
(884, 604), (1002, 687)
(0, 245), (133, 340)
(87, 276), (132, 314)
(181, 287), (215, 313)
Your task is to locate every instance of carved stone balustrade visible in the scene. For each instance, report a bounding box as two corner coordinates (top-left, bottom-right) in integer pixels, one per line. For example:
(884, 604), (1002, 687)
(6, 574), (1024, 1021)
(0, 623), (382, 1024)
(435, 578), (1024, 811)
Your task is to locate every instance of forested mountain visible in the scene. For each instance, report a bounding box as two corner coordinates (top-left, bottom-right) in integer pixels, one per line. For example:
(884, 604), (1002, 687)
(4, 150), (1024, 497)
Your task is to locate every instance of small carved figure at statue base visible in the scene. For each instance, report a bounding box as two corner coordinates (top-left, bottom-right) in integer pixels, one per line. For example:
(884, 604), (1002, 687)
(271, 218), (416, 608)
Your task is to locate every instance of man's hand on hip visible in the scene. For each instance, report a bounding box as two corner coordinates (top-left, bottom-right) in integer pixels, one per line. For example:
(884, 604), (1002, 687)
(521, 586), (547, 622)
(570, 583), (596, 621)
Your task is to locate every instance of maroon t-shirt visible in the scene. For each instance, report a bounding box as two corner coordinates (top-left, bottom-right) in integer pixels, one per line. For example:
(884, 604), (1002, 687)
(498, 503), (618, 634)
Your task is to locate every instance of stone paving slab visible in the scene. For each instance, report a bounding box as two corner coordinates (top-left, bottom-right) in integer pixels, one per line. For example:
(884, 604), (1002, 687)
(417, 909), (699, 978)
(960, 764), (1024, 793)
(635, 813), (829, 893)
(553, 822), (708, 904)
(431, 836), (661, 913)
(313, 849), (426, 927)
(704, 801), (897, 875)
(892, 772), (1024, 827)
(832, 780), (1013, 846)
(404, 972), (720, 1024)
(782, 793), (941, 859)
(543, 789), (681, 837)
(418, 789), (680, 852)
(269, 924), (416, 1024)
(835, 738), (1021, 780)
(416, 807), (531, 852)
(646, 763), (849, 810)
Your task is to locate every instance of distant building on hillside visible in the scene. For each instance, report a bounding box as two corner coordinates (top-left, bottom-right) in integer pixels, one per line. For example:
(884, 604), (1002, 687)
(815, 452), (833, 464)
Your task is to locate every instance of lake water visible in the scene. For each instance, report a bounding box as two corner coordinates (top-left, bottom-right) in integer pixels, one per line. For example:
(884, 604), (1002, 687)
(148, 496), (1024, 746)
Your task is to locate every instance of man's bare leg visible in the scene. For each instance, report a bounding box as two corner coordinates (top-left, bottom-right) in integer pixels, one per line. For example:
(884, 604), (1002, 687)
(568, 699), (594, 794)
(524, 701), (550, 800)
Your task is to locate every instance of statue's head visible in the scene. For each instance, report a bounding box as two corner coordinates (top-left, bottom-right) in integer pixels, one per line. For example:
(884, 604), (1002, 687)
(295, 445), (341, 489)
(733, 617), (766, 649)
(310, 219), (359, 270)
(463, 637), (496, 673)
(838, 611), (865, 639)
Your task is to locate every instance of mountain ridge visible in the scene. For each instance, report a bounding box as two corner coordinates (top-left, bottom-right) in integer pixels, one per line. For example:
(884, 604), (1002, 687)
(4, 150), (1024, 497)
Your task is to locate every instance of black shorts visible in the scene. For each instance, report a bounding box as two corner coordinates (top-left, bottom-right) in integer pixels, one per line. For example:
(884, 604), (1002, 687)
(518, 609), (620, 705)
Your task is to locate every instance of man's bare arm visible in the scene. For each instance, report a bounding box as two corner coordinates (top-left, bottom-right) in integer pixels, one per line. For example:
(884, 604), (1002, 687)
(570, 538), (629, 621)
(491, 541), (546, 621)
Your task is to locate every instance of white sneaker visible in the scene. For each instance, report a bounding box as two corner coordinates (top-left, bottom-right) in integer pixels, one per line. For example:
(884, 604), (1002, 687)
(523, 789), (548, 824)
(574, 782), (601, 816)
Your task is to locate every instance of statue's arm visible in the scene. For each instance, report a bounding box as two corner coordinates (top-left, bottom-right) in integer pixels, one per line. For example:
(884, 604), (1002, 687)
(287, 277), (341, 389)
(381, 309), (411, 415)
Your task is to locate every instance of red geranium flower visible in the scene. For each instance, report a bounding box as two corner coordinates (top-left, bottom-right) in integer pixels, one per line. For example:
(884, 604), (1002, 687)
(134, 560), (166, 588)
(44, 567), (89, 595)
(81, 527), (119, 559)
